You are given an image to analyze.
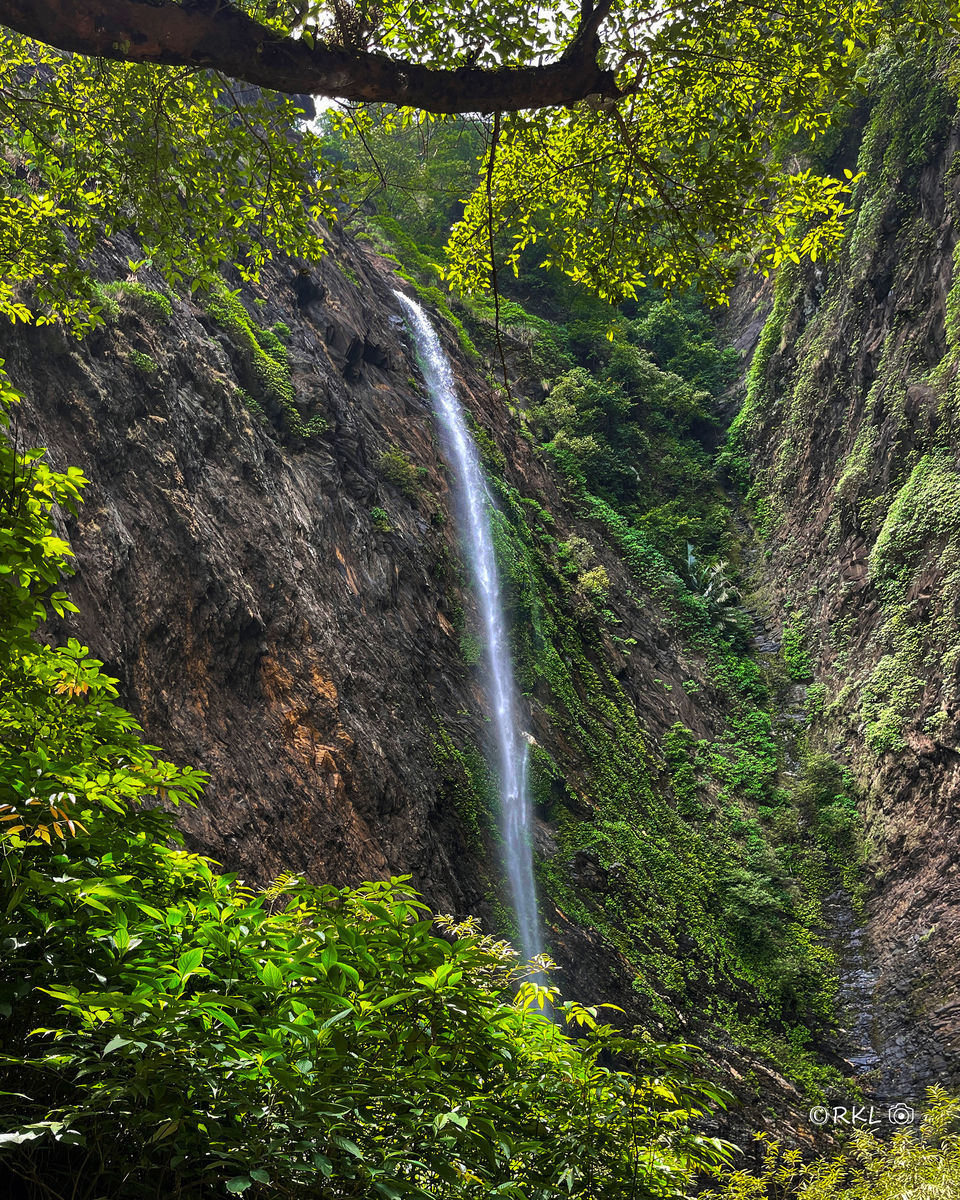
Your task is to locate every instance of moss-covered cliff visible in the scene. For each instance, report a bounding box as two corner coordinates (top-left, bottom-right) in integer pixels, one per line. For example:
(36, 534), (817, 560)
(727, 43), (960, 1102)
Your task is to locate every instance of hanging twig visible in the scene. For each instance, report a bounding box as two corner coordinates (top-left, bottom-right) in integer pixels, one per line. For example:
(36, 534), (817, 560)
(485, 110), (511, 401)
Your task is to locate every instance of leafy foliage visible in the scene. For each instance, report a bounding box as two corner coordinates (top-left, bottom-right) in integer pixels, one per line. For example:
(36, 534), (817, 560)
(315, 0), (947, 303)
(510, 295), (732, 569)
(442, 0), (938, 303)
(780, 608), (814, 682)
(203, 284), (327, 438)
(0, 0), (950, 330)
(685, 546), (748, 643)
(0, 31), (332, 330)
(320, 109), (486, 250)
(378, 446), (429, 500)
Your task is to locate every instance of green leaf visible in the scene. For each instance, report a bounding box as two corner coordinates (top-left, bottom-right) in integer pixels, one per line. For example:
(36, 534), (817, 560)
(332, 1135), (364, 1159)
(259, 960), (284, 989)
(373, 1184), (404, 1200)
(320, 1007), (354, 1030)
(176, 947), (204, 978)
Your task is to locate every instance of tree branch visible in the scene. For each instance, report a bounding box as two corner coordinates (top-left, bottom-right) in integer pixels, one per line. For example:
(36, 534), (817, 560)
(564, 0), (615, 63)
(0, 0), (621, 113)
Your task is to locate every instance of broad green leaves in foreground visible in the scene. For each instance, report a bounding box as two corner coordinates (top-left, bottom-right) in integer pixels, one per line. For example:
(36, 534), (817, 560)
(0, 368), (732, 1197)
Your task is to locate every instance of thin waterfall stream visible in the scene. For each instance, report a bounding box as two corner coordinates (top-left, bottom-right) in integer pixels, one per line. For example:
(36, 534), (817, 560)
(396, 292), (543, 966)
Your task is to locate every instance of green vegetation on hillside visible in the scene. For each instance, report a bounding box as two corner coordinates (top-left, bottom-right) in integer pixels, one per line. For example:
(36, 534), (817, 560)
(483, 460), (859, 1098)
(5, 9), (960, 1197)
(203, 285), (328, 439)
(335, 102), (877, 1101)
(725, 43), (960, 767)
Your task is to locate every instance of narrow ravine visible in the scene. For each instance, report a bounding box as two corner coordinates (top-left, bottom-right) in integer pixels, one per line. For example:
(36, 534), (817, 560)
(737, 509), (884, 1096)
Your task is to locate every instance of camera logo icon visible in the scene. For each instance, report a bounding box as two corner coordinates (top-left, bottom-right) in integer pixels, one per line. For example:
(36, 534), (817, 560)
(888, 1103), (915, 1126)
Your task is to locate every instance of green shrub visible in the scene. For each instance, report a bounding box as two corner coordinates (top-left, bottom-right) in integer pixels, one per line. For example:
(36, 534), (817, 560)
(128, 349), (159, 374)
(686, 546), (748, 643)
(861, 654), (925, 753)
(578, 564), (611, 604)
(632, 298), (740, 397)
(203, 285), (294, 405)
(378, 446), (425, 500)
(794, 753), (864, 875)
(781, 609), (813, 681)
(89, 282), (120, 321)
(558, 535), (596, 573)
(202, 285), (327, 439)
(102, 280), (174, 322)
(370, 505), (391, 531)
(460, 630), (483, 666)
(663, 723), (705, 819)
(705, 1088), (960, 1200)
(806, 681), (827, 715)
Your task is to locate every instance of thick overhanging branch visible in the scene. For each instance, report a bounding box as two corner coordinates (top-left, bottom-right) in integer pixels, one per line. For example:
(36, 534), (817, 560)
(0, 0), (622, 112)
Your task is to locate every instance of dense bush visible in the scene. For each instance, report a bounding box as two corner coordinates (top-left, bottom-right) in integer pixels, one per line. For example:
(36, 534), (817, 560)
(632, 300), (740, 398)
(378, 446), (428, 501)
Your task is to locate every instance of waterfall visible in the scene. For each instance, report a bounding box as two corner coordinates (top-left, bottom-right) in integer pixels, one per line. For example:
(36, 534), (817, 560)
(396, 292), (543, 966)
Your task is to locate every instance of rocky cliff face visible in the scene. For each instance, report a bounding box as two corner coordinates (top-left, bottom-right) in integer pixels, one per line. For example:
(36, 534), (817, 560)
(729, 49), (960, 1102)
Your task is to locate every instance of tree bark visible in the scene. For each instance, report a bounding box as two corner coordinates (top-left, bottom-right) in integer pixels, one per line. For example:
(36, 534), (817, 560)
(0, 0), (621, 113)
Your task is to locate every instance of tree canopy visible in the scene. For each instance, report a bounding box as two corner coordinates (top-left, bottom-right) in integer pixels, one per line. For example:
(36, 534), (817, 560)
(0, 0), (951, 319)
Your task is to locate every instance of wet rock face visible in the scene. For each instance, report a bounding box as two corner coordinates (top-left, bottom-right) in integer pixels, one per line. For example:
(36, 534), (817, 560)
(7, 236), (483, 909)
(4, 229), (712, 993)
(730, 100), (960, 1100)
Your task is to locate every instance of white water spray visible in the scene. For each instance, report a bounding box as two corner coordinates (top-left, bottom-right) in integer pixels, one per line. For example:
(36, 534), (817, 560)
(396, 292), (543, 965)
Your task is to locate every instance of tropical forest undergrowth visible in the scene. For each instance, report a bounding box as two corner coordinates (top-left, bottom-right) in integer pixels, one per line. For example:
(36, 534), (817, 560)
(8, 32), (960, 1200)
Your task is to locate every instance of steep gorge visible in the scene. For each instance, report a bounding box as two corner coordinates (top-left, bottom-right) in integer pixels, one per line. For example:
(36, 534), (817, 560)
(4, 231), (721, 1013)
(9, 52), (960, 1137)
(4, 225), (837, 1131)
